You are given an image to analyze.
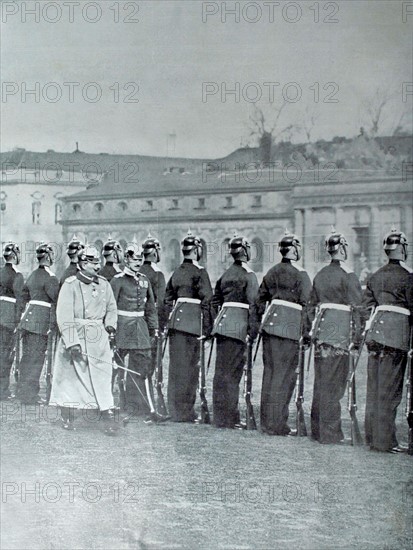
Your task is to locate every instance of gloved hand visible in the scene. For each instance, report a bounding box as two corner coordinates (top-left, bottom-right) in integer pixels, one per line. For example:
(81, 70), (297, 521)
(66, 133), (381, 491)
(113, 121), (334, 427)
(106, 326), (116, 349)
(302, 335), (312, 349)
(68, 344), (82, 360)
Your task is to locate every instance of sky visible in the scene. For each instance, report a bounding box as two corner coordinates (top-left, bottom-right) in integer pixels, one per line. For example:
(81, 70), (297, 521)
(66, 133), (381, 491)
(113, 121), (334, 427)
(1, 0), (412, 158)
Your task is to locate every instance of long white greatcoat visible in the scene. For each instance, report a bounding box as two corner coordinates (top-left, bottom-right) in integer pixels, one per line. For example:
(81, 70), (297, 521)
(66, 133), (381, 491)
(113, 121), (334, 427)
(50, 273), (117, 410)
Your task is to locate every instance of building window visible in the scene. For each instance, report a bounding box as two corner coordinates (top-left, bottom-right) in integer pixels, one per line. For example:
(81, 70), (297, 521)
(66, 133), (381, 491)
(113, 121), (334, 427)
(73, 203), (81, 213)
(0, 202), (6, 212)
(94, 202), (104, 213)
(55, 203), (62, 224)
(32, 201), (41, 224)
(169, 199), (179, 210)
(195, 198), (206, 210)
(143, 200), (155, 211)
(252, 195), (262, 208)
(223, 196), (234, 209)
(118, 202), (128, 211)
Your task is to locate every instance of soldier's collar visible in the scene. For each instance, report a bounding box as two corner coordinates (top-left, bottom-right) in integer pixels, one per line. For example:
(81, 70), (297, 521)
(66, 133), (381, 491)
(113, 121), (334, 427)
(124, 267), (139, 277)
(281, 258), (291, 263)
(77, 271), (99, 285)
(388, 259), (401, 264)
(183, 259), (194, 264)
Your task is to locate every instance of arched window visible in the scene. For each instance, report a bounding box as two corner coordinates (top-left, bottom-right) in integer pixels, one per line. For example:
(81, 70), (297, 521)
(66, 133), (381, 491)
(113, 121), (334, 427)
(199, 239), (207, 269)
(168, 239), (181, 272)
(73, 203), (81, 214)
(118, 202), (128, 211)
(250, 237), (264, 273)
(94, 202), (104, 213)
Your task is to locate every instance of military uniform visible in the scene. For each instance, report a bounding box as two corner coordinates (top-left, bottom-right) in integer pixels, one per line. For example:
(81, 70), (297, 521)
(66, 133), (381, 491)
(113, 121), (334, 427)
(0, 263), (25, 398)
(50, 271), (117, 412)
(110, 268), (158, 416)
(256, 259), (311, 435)
(363, 259), (413, 451)
(99, 262), (122, 282)
(60, 262), (79, 286)
(164, 259), (213, 422)
(211, 260), (259, 428)
(139, 260), (166, 375)
(16, 266), (59, 404)
(307, 259), (363, 443)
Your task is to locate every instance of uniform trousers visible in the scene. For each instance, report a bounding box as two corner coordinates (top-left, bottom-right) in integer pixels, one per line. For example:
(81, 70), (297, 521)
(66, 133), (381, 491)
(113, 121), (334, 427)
(167, 330), (199, 422)
(0, 326), (15, 398)
(213, 336), (246, 428)
(16, 330), (48, 404)
(261, 335), (298, 435)
(116, 348), (151, 417)
(365, 345), (407, 451)
(311, 344), (349, 443)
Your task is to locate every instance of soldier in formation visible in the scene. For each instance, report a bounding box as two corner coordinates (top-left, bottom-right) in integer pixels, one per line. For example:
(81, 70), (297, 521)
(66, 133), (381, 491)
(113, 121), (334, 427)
(256, 231), (312, 436)
(211, 235), (259, 429)
(0, 242), (24, 400)
(99, 237), (124, 282)
(164, 231), (213, 422)
(60, 234), (85, 285)
(110, 242), (158, 421)
(363, 228), (413, 453)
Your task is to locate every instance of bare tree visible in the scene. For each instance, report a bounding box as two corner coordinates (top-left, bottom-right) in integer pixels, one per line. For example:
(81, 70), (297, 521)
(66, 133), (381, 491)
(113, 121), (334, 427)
(301, 105), (320, 143)
(359, 86), (412, 137)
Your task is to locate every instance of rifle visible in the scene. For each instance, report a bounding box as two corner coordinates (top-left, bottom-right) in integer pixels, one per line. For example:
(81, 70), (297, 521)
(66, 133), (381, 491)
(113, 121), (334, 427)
(347, 307), (363, 446)
(198, 316), (210, 424)
(295, 336), (307, 437)
(10, 328), (21, 382)
(155, 330), (168, 417)
(244, 338), (257, 430)
(45, 330), (56, 404)
(406, 330), (413, 455)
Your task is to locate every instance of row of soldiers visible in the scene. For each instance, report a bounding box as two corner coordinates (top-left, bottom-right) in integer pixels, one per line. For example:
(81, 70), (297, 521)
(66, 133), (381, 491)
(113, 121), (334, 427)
(0, 228), (412, 452)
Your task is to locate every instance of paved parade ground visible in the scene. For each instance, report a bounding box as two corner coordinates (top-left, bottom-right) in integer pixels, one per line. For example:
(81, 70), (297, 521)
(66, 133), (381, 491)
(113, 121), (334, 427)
(1, 349), (412, 550)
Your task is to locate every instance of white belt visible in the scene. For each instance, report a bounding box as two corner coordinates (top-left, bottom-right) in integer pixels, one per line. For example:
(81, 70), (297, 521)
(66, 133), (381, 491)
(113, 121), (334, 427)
(222, 302), (249, 310)
(29, 300), (51, 308)
(0, 296), (16, 303)
(176, 297), (201, 305)
(374, 305), (410, 316)
(118, 310), (144, 318)
(270, 299), (302, 311)
(319, 303), (351, 312)
(74, 318), (104, 325)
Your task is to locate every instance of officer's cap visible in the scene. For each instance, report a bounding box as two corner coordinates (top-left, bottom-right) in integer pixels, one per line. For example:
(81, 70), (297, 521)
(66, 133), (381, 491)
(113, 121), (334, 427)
(79, 245), (101, 264)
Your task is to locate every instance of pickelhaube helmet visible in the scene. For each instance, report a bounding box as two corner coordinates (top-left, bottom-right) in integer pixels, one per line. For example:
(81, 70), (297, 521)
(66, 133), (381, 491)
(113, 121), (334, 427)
(325, 227), (348, 254)
(142, 232), (161, 260)
(66, 234), (85, 258)
(383, 227), (408, 252)
(79, 245), (101, 264)
(181, 229), (203, 260)
(36, 242), (55, 261)
(102, 235), (123, 261)
(3, 241), (20, 264)
(279, 229), (301, 259)
(229, 233), (251, 261)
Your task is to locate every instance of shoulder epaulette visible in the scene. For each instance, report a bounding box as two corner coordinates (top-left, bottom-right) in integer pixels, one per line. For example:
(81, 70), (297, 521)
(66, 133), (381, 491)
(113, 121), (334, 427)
(291, 263), (306, 272)
(44, 266), (56, 277)
(11, 265), (21, 274)
(400, 262), (413, 274)
(152, 263), (162, 273)
(65, 275), (77, 284)
(193, 261), (204, 270)
(339, 262), (354, 274)
(112, 273), (124, 279)
(241, 263), (254, 273)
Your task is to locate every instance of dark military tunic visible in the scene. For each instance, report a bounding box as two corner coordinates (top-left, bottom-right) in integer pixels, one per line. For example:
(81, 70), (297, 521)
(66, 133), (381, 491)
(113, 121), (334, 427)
(139, 260), (167, 376)
(211, 260), (259, 428)
(164, 259), (213, 422)
(60, 262), (79, 286)
(256, 258), (311, 435)
(99, 262), (122, 282)
(16, 266), (59, 404)
(363, 259), (413, 451)
(111, 268), (158, 416)
(307, 259), (363, 443)
(0, 263), (25, 398)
